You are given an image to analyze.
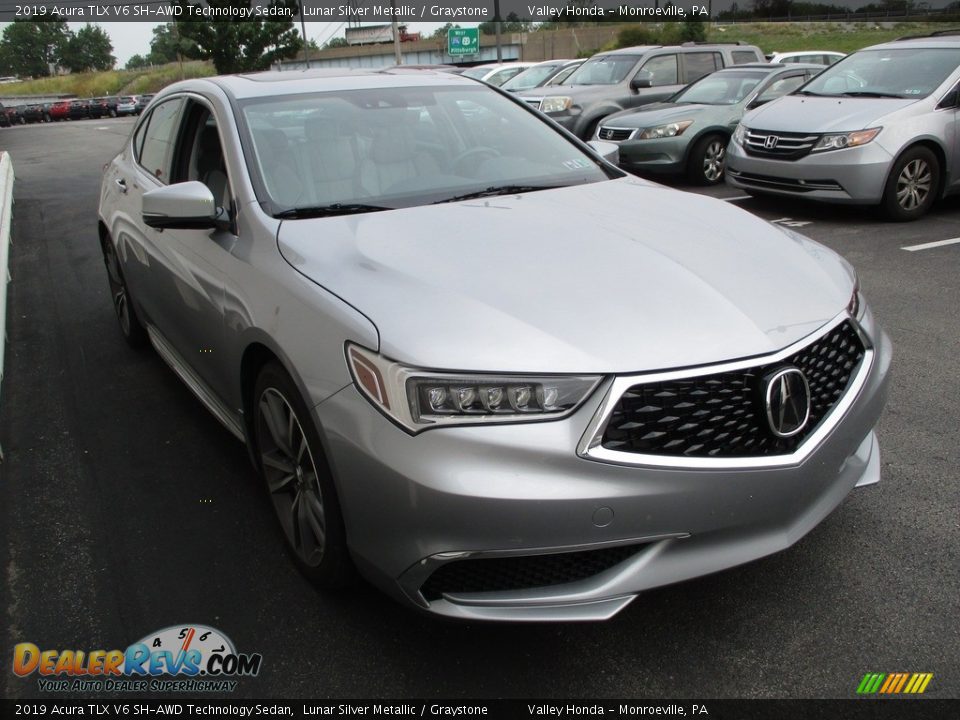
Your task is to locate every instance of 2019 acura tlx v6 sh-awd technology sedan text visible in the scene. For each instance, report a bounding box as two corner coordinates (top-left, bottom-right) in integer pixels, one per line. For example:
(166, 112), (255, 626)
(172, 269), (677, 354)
(98, 69), (891, 621)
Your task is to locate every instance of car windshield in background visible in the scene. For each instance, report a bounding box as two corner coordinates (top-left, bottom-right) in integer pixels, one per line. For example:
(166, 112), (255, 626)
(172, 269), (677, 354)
(565, 56), (640, 85)
(673, 70), (769, 105)
(502, 64), (563, 91)
(240, 84), (611, 216)
(800, 47), (960, 98)
(461, 67), (489, 80)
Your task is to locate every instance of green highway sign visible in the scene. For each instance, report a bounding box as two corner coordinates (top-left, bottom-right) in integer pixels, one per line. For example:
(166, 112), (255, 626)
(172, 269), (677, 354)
(448, 28), (479, 56)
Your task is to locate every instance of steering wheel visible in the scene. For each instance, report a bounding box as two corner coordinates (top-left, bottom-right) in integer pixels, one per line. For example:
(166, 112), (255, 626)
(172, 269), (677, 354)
(451, 146), (501, 175)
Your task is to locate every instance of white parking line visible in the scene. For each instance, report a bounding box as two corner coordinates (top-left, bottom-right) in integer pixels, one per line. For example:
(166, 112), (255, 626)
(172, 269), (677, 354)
(722, 195), (752, 202)
(901, 237), (960, 252)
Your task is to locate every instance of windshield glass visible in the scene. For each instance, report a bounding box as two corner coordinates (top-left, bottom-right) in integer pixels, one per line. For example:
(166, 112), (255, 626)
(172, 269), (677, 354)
(673, 70), (769, 104)
(240, 84), (612, 215)
(502, 64), (563, 91)
(461, 67), (490, 80)
(565, 56), (640, 85)
(801, 47), (960, 98)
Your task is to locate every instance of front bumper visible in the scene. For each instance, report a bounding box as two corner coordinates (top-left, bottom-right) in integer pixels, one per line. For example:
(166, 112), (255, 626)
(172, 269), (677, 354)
(616, 136), (689, 176)
(316, 318), (891, 622)
(726, 140), (894, 203)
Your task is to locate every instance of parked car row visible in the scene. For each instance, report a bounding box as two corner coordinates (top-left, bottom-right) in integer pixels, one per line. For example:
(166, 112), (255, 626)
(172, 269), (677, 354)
(0, 93), (155, 126)
(587, 30), (960, 221)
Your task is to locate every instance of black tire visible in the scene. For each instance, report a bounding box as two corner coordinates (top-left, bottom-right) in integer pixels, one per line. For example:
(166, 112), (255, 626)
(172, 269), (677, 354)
(881, 146), (939, 222)
(253, 362), (354, 589)
(43, 113), (51, 122)
(110, 109), (117, 118)
(101, 236), (148, 348)
(687, 133), (727, 185)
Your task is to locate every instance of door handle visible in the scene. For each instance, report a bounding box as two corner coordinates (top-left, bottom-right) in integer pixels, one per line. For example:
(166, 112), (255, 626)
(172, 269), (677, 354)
(115, 177), (128, 194)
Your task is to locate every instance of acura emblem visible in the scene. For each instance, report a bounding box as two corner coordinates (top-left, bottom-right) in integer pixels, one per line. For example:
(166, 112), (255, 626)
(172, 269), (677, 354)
(764, 367), (811, 438)
(764, 135), (780, 149)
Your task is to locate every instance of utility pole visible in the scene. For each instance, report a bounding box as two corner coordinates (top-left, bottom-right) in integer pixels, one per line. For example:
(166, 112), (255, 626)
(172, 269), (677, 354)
(172, 22), (184, 81)
(494, 0), (503, 63)
(300, 1), (311, 68)
(391, 0), (402, 65)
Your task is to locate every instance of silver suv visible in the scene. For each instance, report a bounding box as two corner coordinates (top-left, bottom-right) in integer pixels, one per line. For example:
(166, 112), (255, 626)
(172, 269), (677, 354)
(727, 31), (960, 220)
(517, 43), (764, 139)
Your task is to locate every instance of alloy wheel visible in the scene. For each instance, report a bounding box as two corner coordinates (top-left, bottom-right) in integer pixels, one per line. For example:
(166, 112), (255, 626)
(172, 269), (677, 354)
(703, 139), (726, 183)
(896, 158), (932, 211)
(257, 388), (327, 568)
(103, 243), (131, 336)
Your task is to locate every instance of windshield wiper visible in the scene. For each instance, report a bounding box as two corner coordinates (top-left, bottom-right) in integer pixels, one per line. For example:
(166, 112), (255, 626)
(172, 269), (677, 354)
(274, 203), (392, 219)
(433, 184), (565, 204)
(840, 91), (907, 99)
(793, 90), (829, 97)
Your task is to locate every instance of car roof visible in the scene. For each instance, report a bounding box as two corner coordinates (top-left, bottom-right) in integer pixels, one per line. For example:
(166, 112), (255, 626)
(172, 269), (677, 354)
(868, 33), (960, 51)
(186, 68), (480, 101)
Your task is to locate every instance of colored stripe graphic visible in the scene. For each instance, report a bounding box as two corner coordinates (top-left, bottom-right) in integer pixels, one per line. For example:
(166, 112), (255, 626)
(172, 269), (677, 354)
(857, 673), (933, 694)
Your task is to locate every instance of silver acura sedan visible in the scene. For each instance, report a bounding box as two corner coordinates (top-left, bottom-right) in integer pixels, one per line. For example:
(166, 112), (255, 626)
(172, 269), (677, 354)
(98, 69), (891, 622)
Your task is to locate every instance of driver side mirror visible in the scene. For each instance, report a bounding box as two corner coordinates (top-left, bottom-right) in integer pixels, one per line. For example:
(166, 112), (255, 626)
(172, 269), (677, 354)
(630, 72), (653, 90)
(142, 181), (224, 230)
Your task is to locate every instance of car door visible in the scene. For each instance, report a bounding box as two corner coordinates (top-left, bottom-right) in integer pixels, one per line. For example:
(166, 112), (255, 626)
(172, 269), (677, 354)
(144, 97), (237, 403)
(681, 52), (722, 84)
(935, 80), (960, 193)
(628, 53), (681, 109)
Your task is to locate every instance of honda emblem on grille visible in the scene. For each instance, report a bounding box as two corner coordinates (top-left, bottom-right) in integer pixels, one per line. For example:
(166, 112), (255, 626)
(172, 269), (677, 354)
(763, 367), (811, 438)
(764, 135), (780, 149)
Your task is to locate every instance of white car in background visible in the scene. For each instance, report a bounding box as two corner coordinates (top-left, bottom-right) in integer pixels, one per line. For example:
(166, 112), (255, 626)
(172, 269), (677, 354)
(767, 51), (846, 66)
(461, 62), (536, 87)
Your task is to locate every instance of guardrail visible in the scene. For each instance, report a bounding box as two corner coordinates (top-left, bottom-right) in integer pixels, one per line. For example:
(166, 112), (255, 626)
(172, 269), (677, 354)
(0, 150), (13, 461)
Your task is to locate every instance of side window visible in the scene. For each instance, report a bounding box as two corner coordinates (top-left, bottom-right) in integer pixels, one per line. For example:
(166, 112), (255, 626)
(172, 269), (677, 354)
(732, 51), (758, 65)
(132, 114), (150, 161)
(682, 53), (721, 84)
(173, 103), (231, 211)
(756, 75), (807, 104)
(640, 55), (678, 86)
(138, 98), (184, 183)
(937, 81), (960, 109)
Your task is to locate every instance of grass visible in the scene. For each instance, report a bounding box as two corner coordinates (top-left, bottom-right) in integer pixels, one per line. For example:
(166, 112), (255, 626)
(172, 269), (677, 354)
(706, 21), (947, 55)
(0, 61), (216, 98)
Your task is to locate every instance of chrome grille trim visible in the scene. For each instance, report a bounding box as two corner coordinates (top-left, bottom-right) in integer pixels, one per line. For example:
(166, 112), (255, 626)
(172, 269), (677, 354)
(598, 126), (637, 142)
(577, 311), (874, 469)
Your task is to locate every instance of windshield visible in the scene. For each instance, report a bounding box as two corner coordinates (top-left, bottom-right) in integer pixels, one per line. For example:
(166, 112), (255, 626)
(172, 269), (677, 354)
(800, 47), (960, 98)
(565, 56), (640, 86)
(672, 70), (769, 105)
(240, 84), (613, 215)
(502, 63), (564, 91)
(461, 67), (491, 80)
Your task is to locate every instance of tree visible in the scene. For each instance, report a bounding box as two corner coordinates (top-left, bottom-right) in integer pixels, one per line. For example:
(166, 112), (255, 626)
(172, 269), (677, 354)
(172, 1), (303, 74)
(479, 13), (532, 34)
(680, 20), (707, 43)
(126, 54), (151, 70)
(323, 37), (348, 49)
(59, 24), (115, 73)
(0, 20), (70, 77)
(431, 23), (460, 40)
(147, 23), (194, 65)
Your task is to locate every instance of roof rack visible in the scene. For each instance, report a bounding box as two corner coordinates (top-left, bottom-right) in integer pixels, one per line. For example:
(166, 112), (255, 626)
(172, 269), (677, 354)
(680, 41), (747, 46)
(895, 29), (960, 41)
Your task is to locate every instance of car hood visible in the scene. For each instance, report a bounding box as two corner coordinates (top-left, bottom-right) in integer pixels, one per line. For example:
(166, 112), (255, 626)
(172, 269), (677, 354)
(602, 103), (720, 129)
(278, 179), (854, 374)
(743, 95), (919, 132)
(519, 84), (621, 105)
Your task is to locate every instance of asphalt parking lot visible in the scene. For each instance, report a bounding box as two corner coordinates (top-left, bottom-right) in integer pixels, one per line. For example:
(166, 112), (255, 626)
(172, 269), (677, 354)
(0, 117), (957, 700)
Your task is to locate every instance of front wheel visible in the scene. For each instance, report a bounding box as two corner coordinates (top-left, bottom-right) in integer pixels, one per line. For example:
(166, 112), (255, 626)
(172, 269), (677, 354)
(254, 362), (354, 588)
(687, 134), (727, 185)
(101, 237), (147, 348)
(881, 146), (939, 221)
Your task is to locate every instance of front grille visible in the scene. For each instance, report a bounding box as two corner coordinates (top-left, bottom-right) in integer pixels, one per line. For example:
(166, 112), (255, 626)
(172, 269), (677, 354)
(743, 129), (820, 160)
(598, 126), (635, 142)
(421, 544), (642, 601)
(601, 321), (866, 458)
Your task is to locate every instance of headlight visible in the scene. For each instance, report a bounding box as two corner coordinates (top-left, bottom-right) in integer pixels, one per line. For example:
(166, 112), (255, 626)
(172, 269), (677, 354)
(812, 128), (881, 153)
(732, 123), (747, 146)
(638, 120), (693, 140)
(540, 96), (574, 114)
(848, 276), (862, 318)
(346, 344), (601, 433)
